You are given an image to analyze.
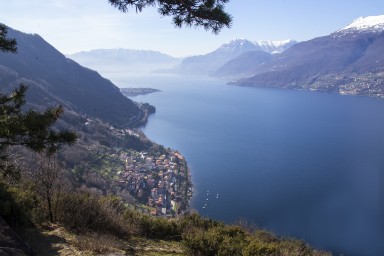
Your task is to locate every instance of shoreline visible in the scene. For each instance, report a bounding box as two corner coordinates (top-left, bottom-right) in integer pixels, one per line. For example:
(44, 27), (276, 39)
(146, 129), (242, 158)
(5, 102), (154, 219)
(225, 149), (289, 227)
(120, 87), (161, 97)
(119, 89), (193, 215)
(113, 126), (194, 216)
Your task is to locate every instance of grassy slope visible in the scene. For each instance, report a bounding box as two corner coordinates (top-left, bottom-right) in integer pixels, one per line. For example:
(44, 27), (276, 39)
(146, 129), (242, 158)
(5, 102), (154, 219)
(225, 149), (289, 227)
(23, 224), (332, 256)
(23, 224), (184, 256)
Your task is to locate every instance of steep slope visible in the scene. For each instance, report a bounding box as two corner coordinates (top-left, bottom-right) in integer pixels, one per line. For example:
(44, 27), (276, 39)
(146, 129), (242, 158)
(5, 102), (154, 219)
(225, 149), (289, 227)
(0, 27), (145, 127)
(235, 15), (384, 98)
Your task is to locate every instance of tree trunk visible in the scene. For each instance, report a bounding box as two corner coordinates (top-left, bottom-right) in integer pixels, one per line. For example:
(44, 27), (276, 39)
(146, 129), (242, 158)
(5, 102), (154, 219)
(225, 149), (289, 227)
(46, 192), (53, 222)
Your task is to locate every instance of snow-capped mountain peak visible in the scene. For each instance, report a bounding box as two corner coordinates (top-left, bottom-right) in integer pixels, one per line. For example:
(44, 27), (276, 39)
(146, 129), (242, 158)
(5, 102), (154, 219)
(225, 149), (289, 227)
(216, 38), (296, 54)
(254, 39), (297, 54)
(336, 15), (384, 34)
(214, 38), (261, 55)
(219, 38), (257, 49)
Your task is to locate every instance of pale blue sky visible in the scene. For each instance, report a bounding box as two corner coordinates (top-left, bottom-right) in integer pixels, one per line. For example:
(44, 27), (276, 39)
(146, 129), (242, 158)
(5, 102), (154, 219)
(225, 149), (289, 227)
(0, 1), (383, 57)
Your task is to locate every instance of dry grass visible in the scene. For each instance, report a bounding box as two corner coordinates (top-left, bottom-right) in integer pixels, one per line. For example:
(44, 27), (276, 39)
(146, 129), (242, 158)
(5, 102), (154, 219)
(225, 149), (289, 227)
(22, 223), (184, 256)
(125, 237), (184, 256)
(22, 223), (81, 255)
(75, 233), (120, 254)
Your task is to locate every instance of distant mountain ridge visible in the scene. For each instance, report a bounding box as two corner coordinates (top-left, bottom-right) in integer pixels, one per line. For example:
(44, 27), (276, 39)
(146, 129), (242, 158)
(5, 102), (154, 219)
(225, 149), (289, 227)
(69, 48), (177, 61)
(234, 15), (384, 98)
(172, 38), (296, 75)
(0, 27), (148, 127)
(67, 39), (296, 78)
(215, 38), (296, 54)
(67, 48), (181, 78)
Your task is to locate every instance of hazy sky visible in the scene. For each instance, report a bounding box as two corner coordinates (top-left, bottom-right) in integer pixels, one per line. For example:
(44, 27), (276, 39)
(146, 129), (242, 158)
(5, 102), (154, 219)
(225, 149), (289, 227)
(1, 1), (383, 57)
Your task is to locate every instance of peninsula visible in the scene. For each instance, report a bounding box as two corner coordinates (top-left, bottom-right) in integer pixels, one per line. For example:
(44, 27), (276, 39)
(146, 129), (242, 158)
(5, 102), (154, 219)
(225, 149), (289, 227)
(120, 87), (160, 97)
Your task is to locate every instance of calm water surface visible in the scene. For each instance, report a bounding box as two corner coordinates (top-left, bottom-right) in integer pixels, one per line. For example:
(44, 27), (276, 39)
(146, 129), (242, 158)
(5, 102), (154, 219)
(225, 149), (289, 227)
(115, 74), (384, 256)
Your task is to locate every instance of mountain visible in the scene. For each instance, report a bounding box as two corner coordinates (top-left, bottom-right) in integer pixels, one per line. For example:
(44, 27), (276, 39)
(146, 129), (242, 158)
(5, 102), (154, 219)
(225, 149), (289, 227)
(254, 39), (297, 54)
(212, 39), (296, 79)
(171, 38), (296, 75)
(0, 27), (148, 127)
(173, 39), (259, 75)
(335, 15), (384, 35)
(67, 49), (181, 78)
(235, 15), (384, 98)
(213, 50), (272, 78)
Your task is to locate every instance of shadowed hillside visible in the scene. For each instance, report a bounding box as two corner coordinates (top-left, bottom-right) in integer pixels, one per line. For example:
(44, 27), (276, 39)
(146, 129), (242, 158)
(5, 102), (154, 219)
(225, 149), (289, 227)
(0, 28), (147, 127)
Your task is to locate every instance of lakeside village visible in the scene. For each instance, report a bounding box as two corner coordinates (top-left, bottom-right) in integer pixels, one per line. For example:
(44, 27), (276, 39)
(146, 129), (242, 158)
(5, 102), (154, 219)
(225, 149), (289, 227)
(103, 123), (193, 218)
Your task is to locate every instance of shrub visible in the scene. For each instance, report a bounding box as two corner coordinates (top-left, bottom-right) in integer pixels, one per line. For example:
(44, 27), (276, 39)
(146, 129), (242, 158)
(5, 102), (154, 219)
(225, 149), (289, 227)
(182, 227), (210, 256)
(253, 230), (279, 243)
(138, 215), (180, 239)
(243, 240), (281, 256)
(179, 212), (220, 231)
(182, 224), (247, 256)
(279, 239), (314, 256)
(55, 192), (131, 237)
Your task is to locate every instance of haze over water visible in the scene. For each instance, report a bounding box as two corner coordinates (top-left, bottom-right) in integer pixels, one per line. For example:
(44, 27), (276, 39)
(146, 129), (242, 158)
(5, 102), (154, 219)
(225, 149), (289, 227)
(117, 74), (384, 256)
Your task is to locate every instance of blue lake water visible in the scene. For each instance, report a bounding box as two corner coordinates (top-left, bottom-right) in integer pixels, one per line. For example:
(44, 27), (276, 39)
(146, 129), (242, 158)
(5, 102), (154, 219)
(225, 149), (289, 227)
(116, 74), (384, 256)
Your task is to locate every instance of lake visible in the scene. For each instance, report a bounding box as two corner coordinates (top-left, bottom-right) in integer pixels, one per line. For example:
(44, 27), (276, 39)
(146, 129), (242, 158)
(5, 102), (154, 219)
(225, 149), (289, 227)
(115, 73), (384, 256)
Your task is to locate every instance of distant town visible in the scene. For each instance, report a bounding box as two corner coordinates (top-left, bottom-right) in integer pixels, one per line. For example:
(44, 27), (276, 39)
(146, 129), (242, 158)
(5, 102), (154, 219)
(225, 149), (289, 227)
(116, 148), (192, 217)
(104, 124), (192, 217)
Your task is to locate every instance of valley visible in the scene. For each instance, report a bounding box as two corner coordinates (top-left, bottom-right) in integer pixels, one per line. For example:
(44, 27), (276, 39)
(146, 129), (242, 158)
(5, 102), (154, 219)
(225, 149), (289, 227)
(1, 12), (384, 256)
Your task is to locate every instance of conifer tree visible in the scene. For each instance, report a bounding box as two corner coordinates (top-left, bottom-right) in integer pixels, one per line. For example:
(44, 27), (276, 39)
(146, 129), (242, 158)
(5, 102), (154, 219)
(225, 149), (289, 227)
(0, 24), (17, 53)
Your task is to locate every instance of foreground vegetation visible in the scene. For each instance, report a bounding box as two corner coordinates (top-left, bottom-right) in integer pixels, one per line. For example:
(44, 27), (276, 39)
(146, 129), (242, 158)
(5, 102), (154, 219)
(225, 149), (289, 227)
(1, 180), (330, 255)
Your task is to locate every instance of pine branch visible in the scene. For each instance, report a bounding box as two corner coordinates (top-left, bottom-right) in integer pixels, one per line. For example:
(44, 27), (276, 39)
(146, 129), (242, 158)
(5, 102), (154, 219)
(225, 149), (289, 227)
(0, 24), (17, 53)
(108, 0), (232, 33)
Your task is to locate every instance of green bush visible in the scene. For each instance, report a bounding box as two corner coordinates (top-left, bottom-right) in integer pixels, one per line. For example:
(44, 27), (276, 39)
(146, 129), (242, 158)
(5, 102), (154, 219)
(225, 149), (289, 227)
(243, 240), (281, 256)
(253, 230), (279, 243)
(138, 215), (180, 239)
(279, 239), (314, 256)
(179, 212), (220, 231)
(182, 224), (247, 256)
